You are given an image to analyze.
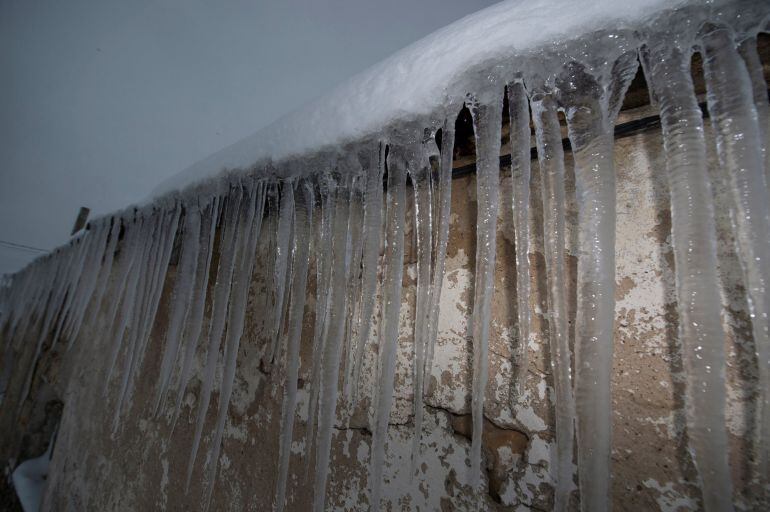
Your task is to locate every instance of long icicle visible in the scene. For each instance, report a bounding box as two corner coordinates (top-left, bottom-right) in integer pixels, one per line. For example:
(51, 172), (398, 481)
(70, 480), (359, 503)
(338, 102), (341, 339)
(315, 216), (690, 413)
(425, 120), (456, 383)
(202, 180), (266, 510)
(186, 185), (243, 489)
(305, 175), (334, 461)
(468, 89), (503, 489)
(275, 181), (313, 512)
(508, 82), (532, 395)
(644, 40), (734, 512)
(313, 170), (352, 512)
(153, 207), (202, 416)
(369, 144), (407, 511)
(350, 145), (384, 406)
(171, 196), (221, 431)
(409, 141), (434, 474)
(267, 183), (295, 365)
(531, 91), (575, 510)
(559, 55), (635, 510)
(738, 36), (770, 187)
(701, 25), (770, 496)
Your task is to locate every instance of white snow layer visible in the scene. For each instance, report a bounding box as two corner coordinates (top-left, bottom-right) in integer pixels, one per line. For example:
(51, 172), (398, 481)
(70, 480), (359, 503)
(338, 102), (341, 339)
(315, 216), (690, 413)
(152, 0), (694, 197)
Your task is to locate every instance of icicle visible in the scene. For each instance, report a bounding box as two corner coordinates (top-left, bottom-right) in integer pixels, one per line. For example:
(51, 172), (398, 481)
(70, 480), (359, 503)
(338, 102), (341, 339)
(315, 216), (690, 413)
(508, 82), (532, 395)
(558, 60), (624, 512)
(49, 229), (92, 350)
(113, 205), (180, 428)
(312, 170), (353, 512)
(103, 216), (147, 388)
(305, 175), (334, 460)
(530, 91), (575, 509)
(342, 171), (365, 403)
(369, 144), (407, 511)
(275, 181), (313, 512)
(68, 217), (121, 346)
(60, 222), (110, 348)
(267, 183), (295, 365)
(171, 196), (221, 431)
(409, 141), (434, 473)
(738, 37), (770, 187)
(425, 120), (456, 382)
(467, 88), (503, 489)
(350, 146), (384, 406)
(202, 180), (266, 510)
(644, 40), (734, 512)
(186, 186), (243, 489)
(108, 211), (165, 421)
(702, 25), (770, 494)
(153, 207), (202, 416)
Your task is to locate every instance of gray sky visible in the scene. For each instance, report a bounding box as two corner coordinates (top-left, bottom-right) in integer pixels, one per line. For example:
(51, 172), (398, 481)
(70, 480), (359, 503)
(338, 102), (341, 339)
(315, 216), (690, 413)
(0, 0), (498, 275)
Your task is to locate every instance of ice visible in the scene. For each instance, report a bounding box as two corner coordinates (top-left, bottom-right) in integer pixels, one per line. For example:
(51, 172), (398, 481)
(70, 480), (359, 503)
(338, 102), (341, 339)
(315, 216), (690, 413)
(644, 38), (733, 512)
(3, 2), (770, 511)
(409, 140), (435, 471)
(202, 180), (266, 509)
(267, 184), (295, 367)
(507, 82), (532, 396)
(425, 120), (456, 384)
(275, 181), (313, 512)
(468, 88), (503, 489)
(153, 208), (202, 416)
(559, 56), (633, 510)
(305, 175), (334, 460)
(313, 170), (353, 512)
(530, 90), (575, 508)
(701, 25), (770, 494)
(738, 37), (770, 187)
(113, 205), (180, 429)
(348, 145), (384, 406)
(171, 196), (221, 431)
(186, 187), (243, 488)
(368, 145), (407, 511)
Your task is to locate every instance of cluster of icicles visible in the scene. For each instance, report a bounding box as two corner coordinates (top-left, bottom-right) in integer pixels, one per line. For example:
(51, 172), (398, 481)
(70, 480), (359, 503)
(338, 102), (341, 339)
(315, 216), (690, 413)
(2, 10), (770, 512)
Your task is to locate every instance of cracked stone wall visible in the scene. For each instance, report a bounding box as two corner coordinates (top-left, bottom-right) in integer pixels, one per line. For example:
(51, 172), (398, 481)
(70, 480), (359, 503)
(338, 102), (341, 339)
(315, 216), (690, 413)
(0, 112), (763, 511)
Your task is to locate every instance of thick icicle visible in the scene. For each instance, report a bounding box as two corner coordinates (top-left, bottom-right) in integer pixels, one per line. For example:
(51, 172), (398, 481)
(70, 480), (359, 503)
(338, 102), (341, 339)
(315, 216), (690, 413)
(468, 89), (503, 489)
(267, 184), (295, 365)
(558, 56), (634, 511)
(60, 221), (110, 348)
(644, 40), (734, 512)
(701, 25), (770, 492)
(113, 205), (180, 427)
(349, 145), (384, 406)
(369, 144), (407, 511)
(275, 181), (313, 512)
(202, 180), (266, 510)
(738, 37), (770, 187)
(171, 196), (221, 431)
(409, 141), (434, 472)
(508, 82), (532, 394)
(186, 186), (243, 489)
(305, 175), (334, 459)
(69, 217), (121, 346)
(343, 171), (365, 403)
(103, 215), (148, 388)
(153, 207), (202, 416)
(313, 171), (353, 512)
(425, 120), (456, 381)
(530, 91), (575, 509)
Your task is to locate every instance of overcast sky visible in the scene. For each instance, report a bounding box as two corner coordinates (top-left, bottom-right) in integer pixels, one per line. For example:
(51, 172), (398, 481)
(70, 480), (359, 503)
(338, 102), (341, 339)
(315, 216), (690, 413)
(0, 0), (498, 275)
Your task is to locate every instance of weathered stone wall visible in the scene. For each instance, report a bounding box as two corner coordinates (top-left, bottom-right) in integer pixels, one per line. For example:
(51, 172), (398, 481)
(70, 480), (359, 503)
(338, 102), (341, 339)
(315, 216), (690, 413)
(0, 112), (763, 511)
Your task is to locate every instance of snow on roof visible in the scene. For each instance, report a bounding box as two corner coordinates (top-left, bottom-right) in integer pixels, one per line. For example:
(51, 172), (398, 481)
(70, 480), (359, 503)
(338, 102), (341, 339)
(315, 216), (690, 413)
(151, 0), (701, 198)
